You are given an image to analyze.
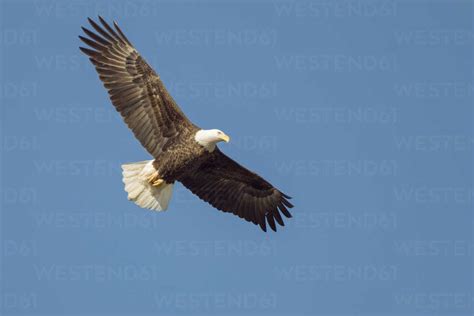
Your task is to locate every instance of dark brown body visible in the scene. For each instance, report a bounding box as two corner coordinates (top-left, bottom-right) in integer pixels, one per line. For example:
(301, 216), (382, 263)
(152, 126), (211, 183)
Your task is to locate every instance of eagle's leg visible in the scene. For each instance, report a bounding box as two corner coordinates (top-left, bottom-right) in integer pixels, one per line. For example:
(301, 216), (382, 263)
(146, 171), (164, 187)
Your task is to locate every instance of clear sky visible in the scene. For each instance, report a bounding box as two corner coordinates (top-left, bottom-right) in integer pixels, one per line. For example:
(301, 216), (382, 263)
(1, 0), (473, 315)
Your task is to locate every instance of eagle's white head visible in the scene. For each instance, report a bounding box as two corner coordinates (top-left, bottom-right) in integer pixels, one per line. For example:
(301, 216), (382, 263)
(195, 129), (230, 151)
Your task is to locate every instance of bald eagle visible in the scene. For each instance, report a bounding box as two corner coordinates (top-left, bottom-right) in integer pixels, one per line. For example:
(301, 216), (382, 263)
(79, 17), (293, 232)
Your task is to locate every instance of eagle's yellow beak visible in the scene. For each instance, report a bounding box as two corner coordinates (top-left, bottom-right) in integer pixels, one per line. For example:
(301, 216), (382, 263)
(220, 134), (230, 143)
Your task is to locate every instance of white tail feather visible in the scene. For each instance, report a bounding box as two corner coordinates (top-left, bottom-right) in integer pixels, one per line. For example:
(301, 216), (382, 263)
(121, 160), (174, 211)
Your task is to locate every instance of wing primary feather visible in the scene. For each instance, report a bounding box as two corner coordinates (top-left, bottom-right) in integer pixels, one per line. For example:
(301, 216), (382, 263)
(245, 194), (257, 223)
(98, 16), (123, 43)
(281, 197), (294, 208)
(232, 192), (246, 221)
(278, 202), (293, 218)
(88, 17), (115, 42)
(259, 196), (281, 227)
(242, 196), (254, 223)
(113, 21), (133, 46)
(266, 212), (277, 232)
(258, 216), (267, 232)
(81, 26), (110, 46)
(79, 35), (106, 51)
(272, 206), (285, 226)
(254, 201), (267, 232)
(281, 192), (292, 199)
(79, 46), (99, 57)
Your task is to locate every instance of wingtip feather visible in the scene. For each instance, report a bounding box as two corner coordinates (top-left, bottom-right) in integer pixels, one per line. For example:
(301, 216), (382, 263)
(266, 213), (277, 232)
(273, 208), (285, 226)
(278, 203), (293, 218)
(79, 46), (98, 57)
(258, 218), (267, 232)
(282, 197), (294, 208)
(282, 192), (292, 199)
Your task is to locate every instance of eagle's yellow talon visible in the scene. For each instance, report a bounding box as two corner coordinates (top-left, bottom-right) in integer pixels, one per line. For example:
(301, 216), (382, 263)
(146, 175), (155, 183)
(147, 171), (164, 187)
(153, 179), (164, 187)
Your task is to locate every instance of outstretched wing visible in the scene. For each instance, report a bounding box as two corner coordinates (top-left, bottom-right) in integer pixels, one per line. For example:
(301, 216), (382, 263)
(179, 149), (293, 232)
(79, 17), (193, 157)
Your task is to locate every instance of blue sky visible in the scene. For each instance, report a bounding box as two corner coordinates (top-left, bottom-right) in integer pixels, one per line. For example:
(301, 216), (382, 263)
(1, 0), (473, 315)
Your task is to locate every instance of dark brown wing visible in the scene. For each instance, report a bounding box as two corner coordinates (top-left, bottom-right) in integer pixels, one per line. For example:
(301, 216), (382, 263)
(79, 17), (193, 157)
(179, 149), (293, 232)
